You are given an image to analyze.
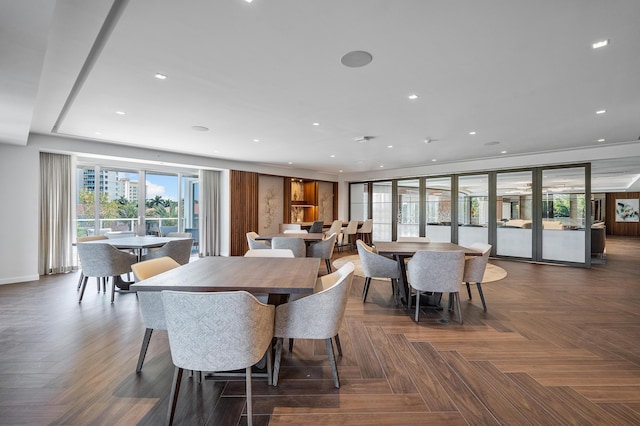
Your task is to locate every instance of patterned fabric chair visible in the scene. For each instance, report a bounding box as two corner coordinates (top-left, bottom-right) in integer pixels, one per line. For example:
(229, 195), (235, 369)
(306, 233), (337, 273)
(462, 243), (492, 312)
(76, 243), (137, 303)
(271, 237), (306, 257)
(141, 238), (193, 265)
(407, 251), (465, 323)
(356, 240), (400, 303)
(162, 291), (274, 426)
(272, 262), (355, 388)
(131, 256), (181, 373)
(246, 231), (270, 250)
(76, 235), (108, 292)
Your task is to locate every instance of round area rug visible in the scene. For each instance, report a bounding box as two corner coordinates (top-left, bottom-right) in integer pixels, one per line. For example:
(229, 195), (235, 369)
(333, 255), (507, 283)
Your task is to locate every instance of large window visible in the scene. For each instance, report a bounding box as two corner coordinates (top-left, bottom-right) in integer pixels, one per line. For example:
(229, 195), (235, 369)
(372, 181), (392, 241)
(425, 177), (452, 242)
(349, 183), (369, 221)
(496, 171), (532, 258)
(541, 167), (586, 263)
(458, 174), (489, 246)
(397, 179), (419, 238)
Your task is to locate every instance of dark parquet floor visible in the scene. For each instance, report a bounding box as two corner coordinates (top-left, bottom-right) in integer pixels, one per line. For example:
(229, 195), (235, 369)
(1, 236), (640, 425)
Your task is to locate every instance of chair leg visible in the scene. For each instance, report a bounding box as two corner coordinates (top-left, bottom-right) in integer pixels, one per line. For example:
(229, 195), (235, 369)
(167, 366), (183, 426)
(266, 344), (273, 386)
(78, 276), (89, 302)
(325, 259), (332, 273)
(476, 283), (487, 312)
(454, 292), (463, 324)
(246, 365), (253, 426)
(110, 277), (116, 303)
(272, 337), (283, 386)
(326, 338), (340, 388)
(136, 328), (153, 373)
(334, 333), (342, 356)
(76, 272), (84, 291)
(288, 338), (294, 352)
(362, 277), (371, 302)
(466, 282), (472, 299)
(414, 290), (421, 322)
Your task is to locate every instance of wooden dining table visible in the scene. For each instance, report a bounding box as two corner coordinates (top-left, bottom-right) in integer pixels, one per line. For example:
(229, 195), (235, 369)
(374, 241), (483, 308)
(131, 256), (320, 305)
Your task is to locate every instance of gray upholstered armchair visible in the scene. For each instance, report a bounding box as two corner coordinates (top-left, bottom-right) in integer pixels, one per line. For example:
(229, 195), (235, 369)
(356, 239), (400, 303)
(306, 232), (337, 273)
(141, 238), (193, 265)
(462, 242), (492, 312)
(76, 242), (138, 303)
(162, 291), (274, 426)
(272, 262), (355, 388)
(246, 231), (270, 250)
(271, 237), (306, 257)
(406, 251), (465, 323)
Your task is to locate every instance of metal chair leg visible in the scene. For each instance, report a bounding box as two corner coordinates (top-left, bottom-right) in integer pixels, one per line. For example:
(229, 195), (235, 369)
(326, 338), (340, 388)
(334, 333), (342, 356)
(167, 367), (183, 426)
(273, 338), (283, 386)
(454, 292), (463, 324)
(362, 277), (371, 302)
(414, 290), (421, 322)
(246, 366), (253, 426)
(466, 282), (472, 299)
(136, 328), (153, 373)
(476, 283), (487, 312)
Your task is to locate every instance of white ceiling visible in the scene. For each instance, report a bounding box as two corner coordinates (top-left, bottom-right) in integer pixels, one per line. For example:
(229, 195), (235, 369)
(3, 0), (640, 191)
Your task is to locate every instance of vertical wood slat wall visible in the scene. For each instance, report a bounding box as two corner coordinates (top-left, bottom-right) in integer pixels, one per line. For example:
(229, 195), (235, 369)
(606, 192), (640, 236)
(229, 170), (259, 256)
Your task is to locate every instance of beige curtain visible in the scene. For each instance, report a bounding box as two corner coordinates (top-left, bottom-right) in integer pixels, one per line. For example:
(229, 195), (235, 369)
(39, 152), (74, 275)
(199, 169), (221, 256)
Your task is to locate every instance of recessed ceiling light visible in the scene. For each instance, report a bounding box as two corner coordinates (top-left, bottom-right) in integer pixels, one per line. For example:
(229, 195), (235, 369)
(288, 161), (293, 165)
(500, 150), (507, 154)
(154, 73), (167, 80)
(191, 125), (209, 131)
(432, 159), (437, 162)
(408, 94), (419, 100)
(253, 139), (260, 142)
(95, 131), (101, 135)
(379, 165), (384, 168)
(469, 131), (476, 135)
(312, 122), (320, 126)
(597, 138), (606, 142)
(115, 111), (125, 115)
(592, 39), (609, 49)
(340, 50), (373, 68)
(339, 170), (343, 173)
(244, 0), (254, 3)
(387, 145), (393, 148)
(596, 109), (606, 114)
(330, 154), (336, 158)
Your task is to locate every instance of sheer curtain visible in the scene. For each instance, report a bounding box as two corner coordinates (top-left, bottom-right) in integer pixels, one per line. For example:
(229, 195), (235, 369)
(199, 169), (221, 256)
(39, 152), (74, 275)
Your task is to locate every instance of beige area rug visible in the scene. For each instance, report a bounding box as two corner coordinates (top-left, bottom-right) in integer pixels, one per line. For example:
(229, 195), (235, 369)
(333, 255), (507, 283)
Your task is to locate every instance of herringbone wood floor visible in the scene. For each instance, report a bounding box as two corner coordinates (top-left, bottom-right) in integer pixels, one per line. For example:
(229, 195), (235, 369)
(1, 237), (640, 425)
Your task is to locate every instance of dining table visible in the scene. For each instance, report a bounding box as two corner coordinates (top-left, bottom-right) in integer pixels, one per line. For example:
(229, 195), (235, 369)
(131, 256), (320, 305)
(81, 235), (191, 261)
(374, 241), (483, 308)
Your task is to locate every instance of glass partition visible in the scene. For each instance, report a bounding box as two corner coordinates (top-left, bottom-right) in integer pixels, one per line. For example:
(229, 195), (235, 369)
(425, 177), (451, 242)
(349, 183), (369, 221)
(372, 181), (392, 241)
(496, 171), (532, 257)
(458, 174), (488, 246)
(397, 179), (419, 238)
(541, 167), (586, 263)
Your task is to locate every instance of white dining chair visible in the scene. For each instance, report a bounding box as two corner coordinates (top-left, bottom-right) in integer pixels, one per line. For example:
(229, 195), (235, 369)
(283, 229), (308, 234)
(246, 231), (270, 250)
(244, 249), (294, 258)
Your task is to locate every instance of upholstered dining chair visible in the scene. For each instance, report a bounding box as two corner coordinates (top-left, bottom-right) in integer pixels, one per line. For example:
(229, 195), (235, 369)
(76, 243), (137, 303)
(246, 231), (270, 250)
(162, 291), (274, 426)
(306, 232), (337, 273)
(272, 262), (355, 388)
(406, 251), (465, 323)
(165, 232), (192, 238)
(462, 242), (492, 312)
(279, 223), (301, 233)
(325, 220), (343, 237)
(308, 220), (325, 233)
(356, 240), (400, 303)
(356, 219), (373, 245)
(76, 235), (108, 292)
(342, 220), (359, 251)
(141, 238), (193, 265)
(131, 256), (181, 374)
(283, 229), (308, 234)
(271, 237), (306, 257)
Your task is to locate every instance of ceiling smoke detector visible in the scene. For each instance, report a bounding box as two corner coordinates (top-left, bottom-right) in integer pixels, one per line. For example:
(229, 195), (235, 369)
(355, 136), (375, 143)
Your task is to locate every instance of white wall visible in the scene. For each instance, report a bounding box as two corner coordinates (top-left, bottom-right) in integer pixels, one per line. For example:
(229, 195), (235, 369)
(0, 143), (40, 284)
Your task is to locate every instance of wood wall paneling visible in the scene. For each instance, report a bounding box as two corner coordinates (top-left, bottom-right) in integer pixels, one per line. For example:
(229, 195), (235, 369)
(229, 170), (259, 256)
